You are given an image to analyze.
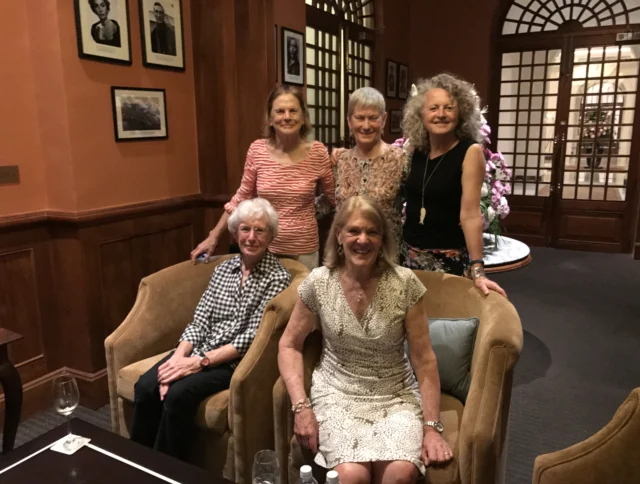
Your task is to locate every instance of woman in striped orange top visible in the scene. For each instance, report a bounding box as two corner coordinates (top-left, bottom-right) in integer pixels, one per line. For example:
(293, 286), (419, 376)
(190, 85), (335, 270)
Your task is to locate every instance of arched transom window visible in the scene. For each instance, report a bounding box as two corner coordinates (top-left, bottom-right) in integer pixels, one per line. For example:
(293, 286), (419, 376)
(503, 0), (640, 35)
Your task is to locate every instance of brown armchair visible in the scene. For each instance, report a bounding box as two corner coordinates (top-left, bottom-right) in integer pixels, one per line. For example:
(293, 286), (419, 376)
(532, 388), (640, 484)
(273, 270), (523, 484)
(105, 255), (309, 484)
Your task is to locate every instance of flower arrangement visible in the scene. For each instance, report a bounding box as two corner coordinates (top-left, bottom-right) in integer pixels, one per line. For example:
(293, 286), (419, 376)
(479, 118), (512, 236)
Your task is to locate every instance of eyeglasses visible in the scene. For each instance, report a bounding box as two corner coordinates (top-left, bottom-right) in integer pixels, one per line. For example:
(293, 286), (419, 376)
(238, 225), (270, 237)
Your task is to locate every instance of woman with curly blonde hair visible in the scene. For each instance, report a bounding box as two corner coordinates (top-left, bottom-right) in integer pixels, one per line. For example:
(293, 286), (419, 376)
(401, 73), (506, 297)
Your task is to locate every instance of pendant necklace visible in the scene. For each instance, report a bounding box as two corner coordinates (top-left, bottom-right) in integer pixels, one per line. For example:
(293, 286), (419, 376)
(419, 151), (448, 224)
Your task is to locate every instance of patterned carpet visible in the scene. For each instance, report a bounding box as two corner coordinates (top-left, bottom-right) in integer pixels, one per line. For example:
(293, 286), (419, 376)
(2, 247), (639, 483)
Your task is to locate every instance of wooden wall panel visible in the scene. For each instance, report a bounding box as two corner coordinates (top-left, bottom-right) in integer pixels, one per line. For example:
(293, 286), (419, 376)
(559, 214), (622, 243)
(99, 224), (194, 337)
(0, 197), (219, 422)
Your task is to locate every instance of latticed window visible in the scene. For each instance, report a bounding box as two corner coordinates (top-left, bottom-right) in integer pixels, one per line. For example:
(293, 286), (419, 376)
(305, 0), (375, 29)
(503, 0), (640, 35)
(305, 0), (375, 149)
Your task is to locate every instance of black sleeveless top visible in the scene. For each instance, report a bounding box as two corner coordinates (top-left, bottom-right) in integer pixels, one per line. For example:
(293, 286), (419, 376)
(403, 138), (476, 249)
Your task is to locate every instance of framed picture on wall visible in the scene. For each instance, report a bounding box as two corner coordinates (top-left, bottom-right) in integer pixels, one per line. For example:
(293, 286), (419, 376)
(139, 0), (185, 71)
(282, 27), (305, 85)
(386, 60), (398, 98)
(74, 0), (132, 64)
(389, 109), (402, 134)
(398, 64), (409, 99)
(111, 87), (168, 141)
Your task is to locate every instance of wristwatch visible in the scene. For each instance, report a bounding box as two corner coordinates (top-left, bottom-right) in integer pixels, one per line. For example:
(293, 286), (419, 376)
(198, 351), (210, 368)
(424, 420), (444, 433)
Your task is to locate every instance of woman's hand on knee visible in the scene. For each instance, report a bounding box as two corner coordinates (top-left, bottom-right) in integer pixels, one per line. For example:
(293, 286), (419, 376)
(421, 429), (453, 466)
(157, 354), (201, 384)
(294, 408), (319, 454)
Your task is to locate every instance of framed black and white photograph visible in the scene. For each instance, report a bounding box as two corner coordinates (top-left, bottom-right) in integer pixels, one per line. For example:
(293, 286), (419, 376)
(398, 64), (409, 99)
(111, 87), (168, 141)
(386, 60), (397, 98)
(139, 0), (185, 71)
(389, 109), (402, 134)
(281, 27), (305, 85)
(74, 0), (132, 64)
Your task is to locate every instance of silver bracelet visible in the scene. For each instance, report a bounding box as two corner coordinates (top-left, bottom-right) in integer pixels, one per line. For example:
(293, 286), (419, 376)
(471, 265), (486, 280)
(291, 398), (312, 414)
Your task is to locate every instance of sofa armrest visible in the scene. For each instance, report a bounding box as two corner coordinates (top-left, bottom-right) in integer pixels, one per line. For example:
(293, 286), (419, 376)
(227, 276), (303, 484)
(104, 256), (230, 433)
(532, 389), (640, 484)
(458, 293), (523, 484)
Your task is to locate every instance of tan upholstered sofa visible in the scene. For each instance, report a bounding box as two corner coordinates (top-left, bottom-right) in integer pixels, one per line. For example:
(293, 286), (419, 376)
(273, 270), (523, 484)
(532, 387), (640, 484)
(105, 255), (309, 484)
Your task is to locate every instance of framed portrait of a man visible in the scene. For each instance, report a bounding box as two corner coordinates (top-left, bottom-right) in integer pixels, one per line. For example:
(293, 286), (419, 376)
(111, 87), (168, 141)
(386, 60), (397, 98)
(74, 0), (132, 64)
(139, 0), (185, 70)
(389, 109), (402, 134)
(398, 64), (409, 99)
(281, 28), (304, 86)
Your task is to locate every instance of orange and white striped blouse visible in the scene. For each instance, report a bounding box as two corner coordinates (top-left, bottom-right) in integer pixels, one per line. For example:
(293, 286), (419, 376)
(225, 139), (335, 255)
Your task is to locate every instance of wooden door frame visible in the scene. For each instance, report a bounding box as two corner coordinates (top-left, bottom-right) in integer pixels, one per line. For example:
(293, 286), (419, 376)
(489, 0), (640, 253)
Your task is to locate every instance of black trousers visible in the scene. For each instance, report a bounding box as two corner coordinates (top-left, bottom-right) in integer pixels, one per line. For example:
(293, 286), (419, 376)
(130, 352), (234, 460)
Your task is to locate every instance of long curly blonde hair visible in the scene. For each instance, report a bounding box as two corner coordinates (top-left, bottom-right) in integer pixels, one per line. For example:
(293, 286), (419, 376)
(402, 73), (483, 153)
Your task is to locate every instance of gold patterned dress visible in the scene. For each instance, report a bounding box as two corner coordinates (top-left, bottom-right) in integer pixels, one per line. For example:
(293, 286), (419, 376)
(298, 265), (426, 473)
(333, 146), (409, 252)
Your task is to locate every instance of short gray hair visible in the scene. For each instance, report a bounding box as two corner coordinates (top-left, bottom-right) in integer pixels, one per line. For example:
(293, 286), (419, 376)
(228, 198), (279, 238)
(347, 87), (386, 118)
(403, 73), (483, 152)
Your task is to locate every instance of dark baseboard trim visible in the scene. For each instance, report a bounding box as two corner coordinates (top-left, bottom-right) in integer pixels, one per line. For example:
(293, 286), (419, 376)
(0, 193), (230, 230)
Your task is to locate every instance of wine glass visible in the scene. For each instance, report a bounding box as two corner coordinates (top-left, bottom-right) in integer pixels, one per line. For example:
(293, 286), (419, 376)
(252, 449), (280, 484)
(53, 374), (80, 450)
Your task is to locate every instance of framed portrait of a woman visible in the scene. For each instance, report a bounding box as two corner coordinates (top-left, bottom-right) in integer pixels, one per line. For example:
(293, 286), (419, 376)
(74, 0), (132, 64)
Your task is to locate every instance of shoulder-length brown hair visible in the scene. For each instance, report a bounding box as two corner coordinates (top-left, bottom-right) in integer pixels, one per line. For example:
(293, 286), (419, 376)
(263, 85), (313, 140)
(323, 196), (397, 270)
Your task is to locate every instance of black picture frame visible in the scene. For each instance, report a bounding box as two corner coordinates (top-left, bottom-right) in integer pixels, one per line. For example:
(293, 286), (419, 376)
(398, 64), (409, 99)
(386, 60), (398, 98)
(139, 0), (186, 71)
(281, 27), (305, 86)
(74, 0), (132, 65)
(389, 109), (402, 134)
(111, 87), (169, 142)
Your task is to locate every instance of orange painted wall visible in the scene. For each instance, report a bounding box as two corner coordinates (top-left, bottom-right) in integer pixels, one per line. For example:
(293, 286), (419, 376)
(0, 2), (47, 216)
(0, 0), (199, 217)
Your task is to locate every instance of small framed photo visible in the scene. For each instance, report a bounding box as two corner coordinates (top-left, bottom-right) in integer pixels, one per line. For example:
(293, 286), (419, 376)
(111, 87), (168, 141)
(139, 0), (185, 71)
(398, 64), (409, 99)
(386, 60), (397, 98)
(74, 0), (132, 64)
(389, 109), (402, 134)
(282, 27), (305, 85)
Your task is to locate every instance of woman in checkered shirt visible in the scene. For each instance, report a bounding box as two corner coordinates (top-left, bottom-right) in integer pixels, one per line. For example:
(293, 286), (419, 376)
(131, 198), (291, 460)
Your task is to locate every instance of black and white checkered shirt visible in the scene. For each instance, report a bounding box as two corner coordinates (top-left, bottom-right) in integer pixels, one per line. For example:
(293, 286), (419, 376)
(178, 251), (291, 368)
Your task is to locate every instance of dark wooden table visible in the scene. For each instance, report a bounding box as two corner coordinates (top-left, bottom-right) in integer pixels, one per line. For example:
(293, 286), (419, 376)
(0, 328), (22, 454)
(0, 419), (232, 483)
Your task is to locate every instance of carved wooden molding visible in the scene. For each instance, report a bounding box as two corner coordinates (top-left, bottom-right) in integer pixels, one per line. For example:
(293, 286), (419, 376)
(0, 193), (229, 230)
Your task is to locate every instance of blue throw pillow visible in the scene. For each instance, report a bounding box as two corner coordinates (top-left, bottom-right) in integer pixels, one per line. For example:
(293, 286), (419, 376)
(405, 317), (479, 402)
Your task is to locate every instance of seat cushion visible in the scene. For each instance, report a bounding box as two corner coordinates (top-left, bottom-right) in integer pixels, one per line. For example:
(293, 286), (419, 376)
(289, 393), (463, 483)
(117, 351), (230, 436)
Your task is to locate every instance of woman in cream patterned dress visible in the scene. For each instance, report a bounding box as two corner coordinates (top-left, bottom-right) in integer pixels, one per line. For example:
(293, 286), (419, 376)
(279, 196), (452, 484)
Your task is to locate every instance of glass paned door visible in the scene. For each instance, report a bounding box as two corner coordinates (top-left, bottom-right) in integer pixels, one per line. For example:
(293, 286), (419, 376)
(306, 26), (341, 150)
(561, 44), (639, 202)
(498, 49), (563, 197)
